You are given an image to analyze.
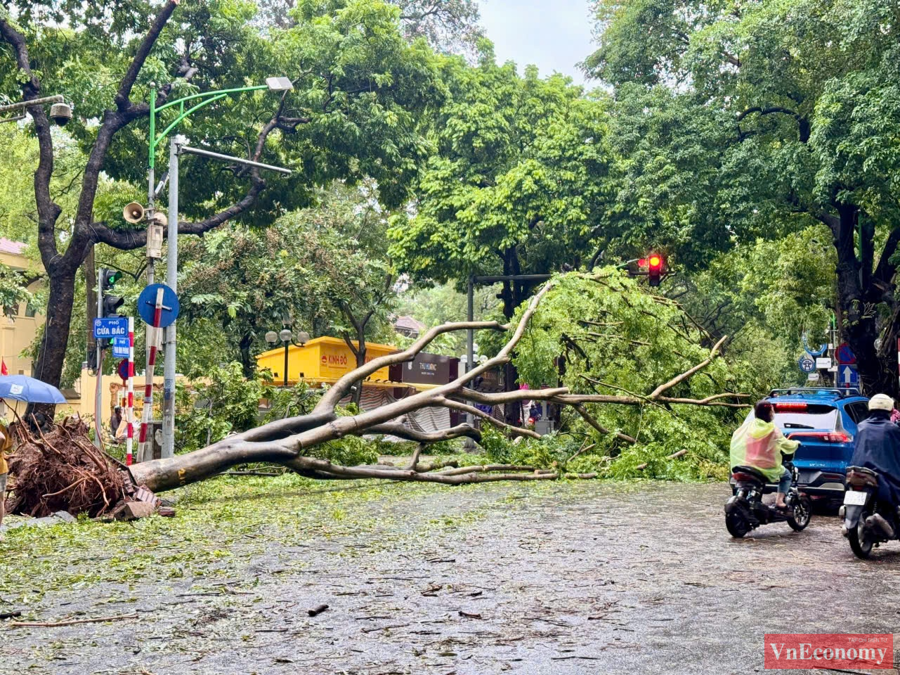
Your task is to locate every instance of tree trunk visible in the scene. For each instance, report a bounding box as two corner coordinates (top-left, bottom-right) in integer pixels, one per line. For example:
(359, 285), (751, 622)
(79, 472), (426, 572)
(83, 246), (97, 368)
(831, 204), (897, 397)
(28, 270), (77, 418)
(239, 333), (254, 379)
(352, 328), (366, 408)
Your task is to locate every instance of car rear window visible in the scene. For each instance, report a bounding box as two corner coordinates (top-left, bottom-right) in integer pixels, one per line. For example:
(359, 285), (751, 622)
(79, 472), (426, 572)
(771, 403), (838, 430)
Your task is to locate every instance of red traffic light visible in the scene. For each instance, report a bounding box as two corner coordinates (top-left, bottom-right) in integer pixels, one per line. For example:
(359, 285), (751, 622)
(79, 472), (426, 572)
(638, 258), (647, 267)
(649, 255), (662, 268)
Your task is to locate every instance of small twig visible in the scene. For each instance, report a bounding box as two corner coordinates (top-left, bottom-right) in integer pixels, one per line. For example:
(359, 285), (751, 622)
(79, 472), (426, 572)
(565, 443), (596, 464)
(636, 449), (688, 471)
(407, 443), (424, 471)
(307, 604), (329, 617)
(10, 613), (138, 628)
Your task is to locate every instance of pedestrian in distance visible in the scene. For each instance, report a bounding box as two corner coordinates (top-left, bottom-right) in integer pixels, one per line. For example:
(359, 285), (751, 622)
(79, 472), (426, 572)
(110, 406), (123, 438)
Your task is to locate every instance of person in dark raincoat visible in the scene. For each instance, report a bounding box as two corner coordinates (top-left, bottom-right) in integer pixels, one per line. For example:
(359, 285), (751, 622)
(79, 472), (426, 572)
(849, 394), (900, 508)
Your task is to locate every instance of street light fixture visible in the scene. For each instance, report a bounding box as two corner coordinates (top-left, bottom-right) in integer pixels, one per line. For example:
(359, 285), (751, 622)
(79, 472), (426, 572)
(266, 328), (310, 387)
(145, 76), (294, 459)
(148, 76), (294, 171)
(0, 94), (72, 125)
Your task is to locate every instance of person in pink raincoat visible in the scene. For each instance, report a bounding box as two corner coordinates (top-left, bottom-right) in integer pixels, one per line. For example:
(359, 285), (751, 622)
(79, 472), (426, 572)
(730, 400), (800, 510)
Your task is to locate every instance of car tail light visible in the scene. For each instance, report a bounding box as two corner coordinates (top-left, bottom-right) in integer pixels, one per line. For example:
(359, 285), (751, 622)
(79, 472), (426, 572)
(774, 403), (808, 412)
(787, 431), (851, 443)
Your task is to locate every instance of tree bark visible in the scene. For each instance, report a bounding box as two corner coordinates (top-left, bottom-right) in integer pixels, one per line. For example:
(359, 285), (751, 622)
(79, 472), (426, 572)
(83, 246), (97, 368)
(827, 204), (897, 397)
(499, 247), (523, 425)
(239, 333), (255, 379)
(353, 323), (367, 408)
(28, 270), (77, 416)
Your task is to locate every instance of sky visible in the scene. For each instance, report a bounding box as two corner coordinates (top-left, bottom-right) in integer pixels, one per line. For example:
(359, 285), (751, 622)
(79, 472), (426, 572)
(478, 0), (597, 84)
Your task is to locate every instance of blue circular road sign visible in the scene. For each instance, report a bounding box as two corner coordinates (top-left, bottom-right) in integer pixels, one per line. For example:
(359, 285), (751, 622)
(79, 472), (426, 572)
(798, 356), (816, 373)
(137, 283), (180, 328)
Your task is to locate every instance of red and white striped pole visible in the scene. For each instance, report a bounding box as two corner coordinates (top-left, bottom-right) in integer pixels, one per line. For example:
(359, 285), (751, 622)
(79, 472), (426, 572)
(138, 288), (165, 463)
(126, 317), (135, 466)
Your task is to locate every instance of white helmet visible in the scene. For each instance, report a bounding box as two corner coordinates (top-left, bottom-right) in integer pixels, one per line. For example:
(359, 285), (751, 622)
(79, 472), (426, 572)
(868, 394), (894, 412)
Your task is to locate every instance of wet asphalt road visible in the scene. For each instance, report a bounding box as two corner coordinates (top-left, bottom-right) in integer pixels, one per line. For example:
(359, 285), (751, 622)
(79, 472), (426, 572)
(2, 480), (899, 674)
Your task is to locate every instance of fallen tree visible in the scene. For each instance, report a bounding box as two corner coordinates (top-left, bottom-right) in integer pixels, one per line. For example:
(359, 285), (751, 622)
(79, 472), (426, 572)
(128, 274), (747, 492)
(6, 272), (749, 515)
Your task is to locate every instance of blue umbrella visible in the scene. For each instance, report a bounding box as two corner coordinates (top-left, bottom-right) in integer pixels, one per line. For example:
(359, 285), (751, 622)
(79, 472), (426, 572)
(0, 375), (66, 404)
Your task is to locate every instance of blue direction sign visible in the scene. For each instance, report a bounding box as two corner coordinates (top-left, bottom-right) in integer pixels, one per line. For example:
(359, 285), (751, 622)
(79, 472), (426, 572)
(112, 336), (130, 359)
(93, 317), (128, 339)
(798, 356), (816, 373)
(838, 364), (860, 389)
(137, 283), (180, 328)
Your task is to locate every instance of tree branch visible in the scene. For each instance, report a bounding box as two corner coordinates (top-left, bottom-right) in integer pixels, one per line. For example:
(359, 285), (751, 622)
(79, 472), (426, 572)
(115, 1), (181, 111)
(571, 404), (637, 444)
(314, 321), (506, 412)
(736, 106), (799, 122)
(437, 397), (541, 439)
(364, 422), (480, 444)
(0, 14), (62, 265)
(648, 336), (728, 399)
(873, 228), (900, 287)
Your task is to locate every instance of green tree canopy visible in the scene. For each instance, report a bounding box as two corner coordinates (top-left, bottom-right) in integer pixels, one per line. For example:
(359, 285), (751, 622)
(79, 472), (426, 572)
(390, 54), (611, 308)
(586, 0), (900, 395)
(177, 183), (397, 381)
(1, 0), (443, 393)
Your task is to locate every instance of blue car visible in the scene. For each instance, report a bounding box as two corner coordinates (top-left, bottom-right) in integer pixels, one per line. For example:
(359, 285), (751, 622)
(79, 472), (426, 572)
(735, 388), (869, 500)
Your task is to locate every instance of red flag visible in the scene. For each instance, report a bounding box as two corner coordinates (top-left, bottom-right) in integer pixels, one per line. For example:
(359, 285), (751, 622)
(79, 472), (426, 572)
(1, 358), (7, 375)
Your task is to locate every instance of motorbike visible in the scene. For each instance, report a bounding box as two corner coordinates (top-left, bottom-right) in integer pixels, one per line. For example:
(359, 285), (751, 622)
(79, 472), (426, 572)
(725, 460), (812, 538)
(840, 466), (900, 559)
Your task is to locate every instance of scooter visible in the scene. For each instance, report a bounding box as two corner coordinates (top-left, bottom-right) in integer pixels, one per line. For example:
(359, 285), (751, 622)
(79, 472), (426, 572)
(725, 460), (812, 538)
(840, 466), (900, 559)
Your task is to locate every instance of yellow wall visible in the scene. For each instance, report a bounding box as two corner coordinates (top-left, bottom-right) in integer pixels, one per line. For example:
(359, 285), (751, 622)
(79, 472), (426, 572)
(1, 370), (170, 430)
(257, 336), (397, 385)
(0, 246), (43, 377)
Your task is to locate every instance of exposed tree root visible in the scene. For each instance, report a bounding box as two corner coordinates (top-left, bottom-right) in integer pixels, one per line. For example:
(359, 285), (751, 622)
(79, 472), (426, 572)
(4, 418), (123, 517)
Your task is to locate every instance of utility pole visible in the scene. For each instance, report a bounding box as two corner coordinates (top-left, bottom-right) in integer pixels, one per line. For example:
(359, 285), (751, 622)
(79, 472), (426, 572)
(139, 86), (159, 464)
(144, 77), (293, 457)
(161, 136), (179, 458)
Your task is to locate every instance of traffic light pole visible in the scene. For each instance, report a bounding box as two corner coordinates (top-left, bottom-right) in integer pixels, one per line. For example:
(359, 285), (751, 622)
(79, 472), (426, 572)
(94, 269), (103, 448)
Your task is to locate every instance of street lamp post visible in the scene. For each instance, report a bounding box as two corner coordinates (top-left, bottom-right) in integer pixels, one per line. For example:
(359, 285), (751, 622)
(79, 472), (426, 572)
(265, 326), (310, 387)
(145, 77), (293, 458)
(0, 94), (72, 125)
